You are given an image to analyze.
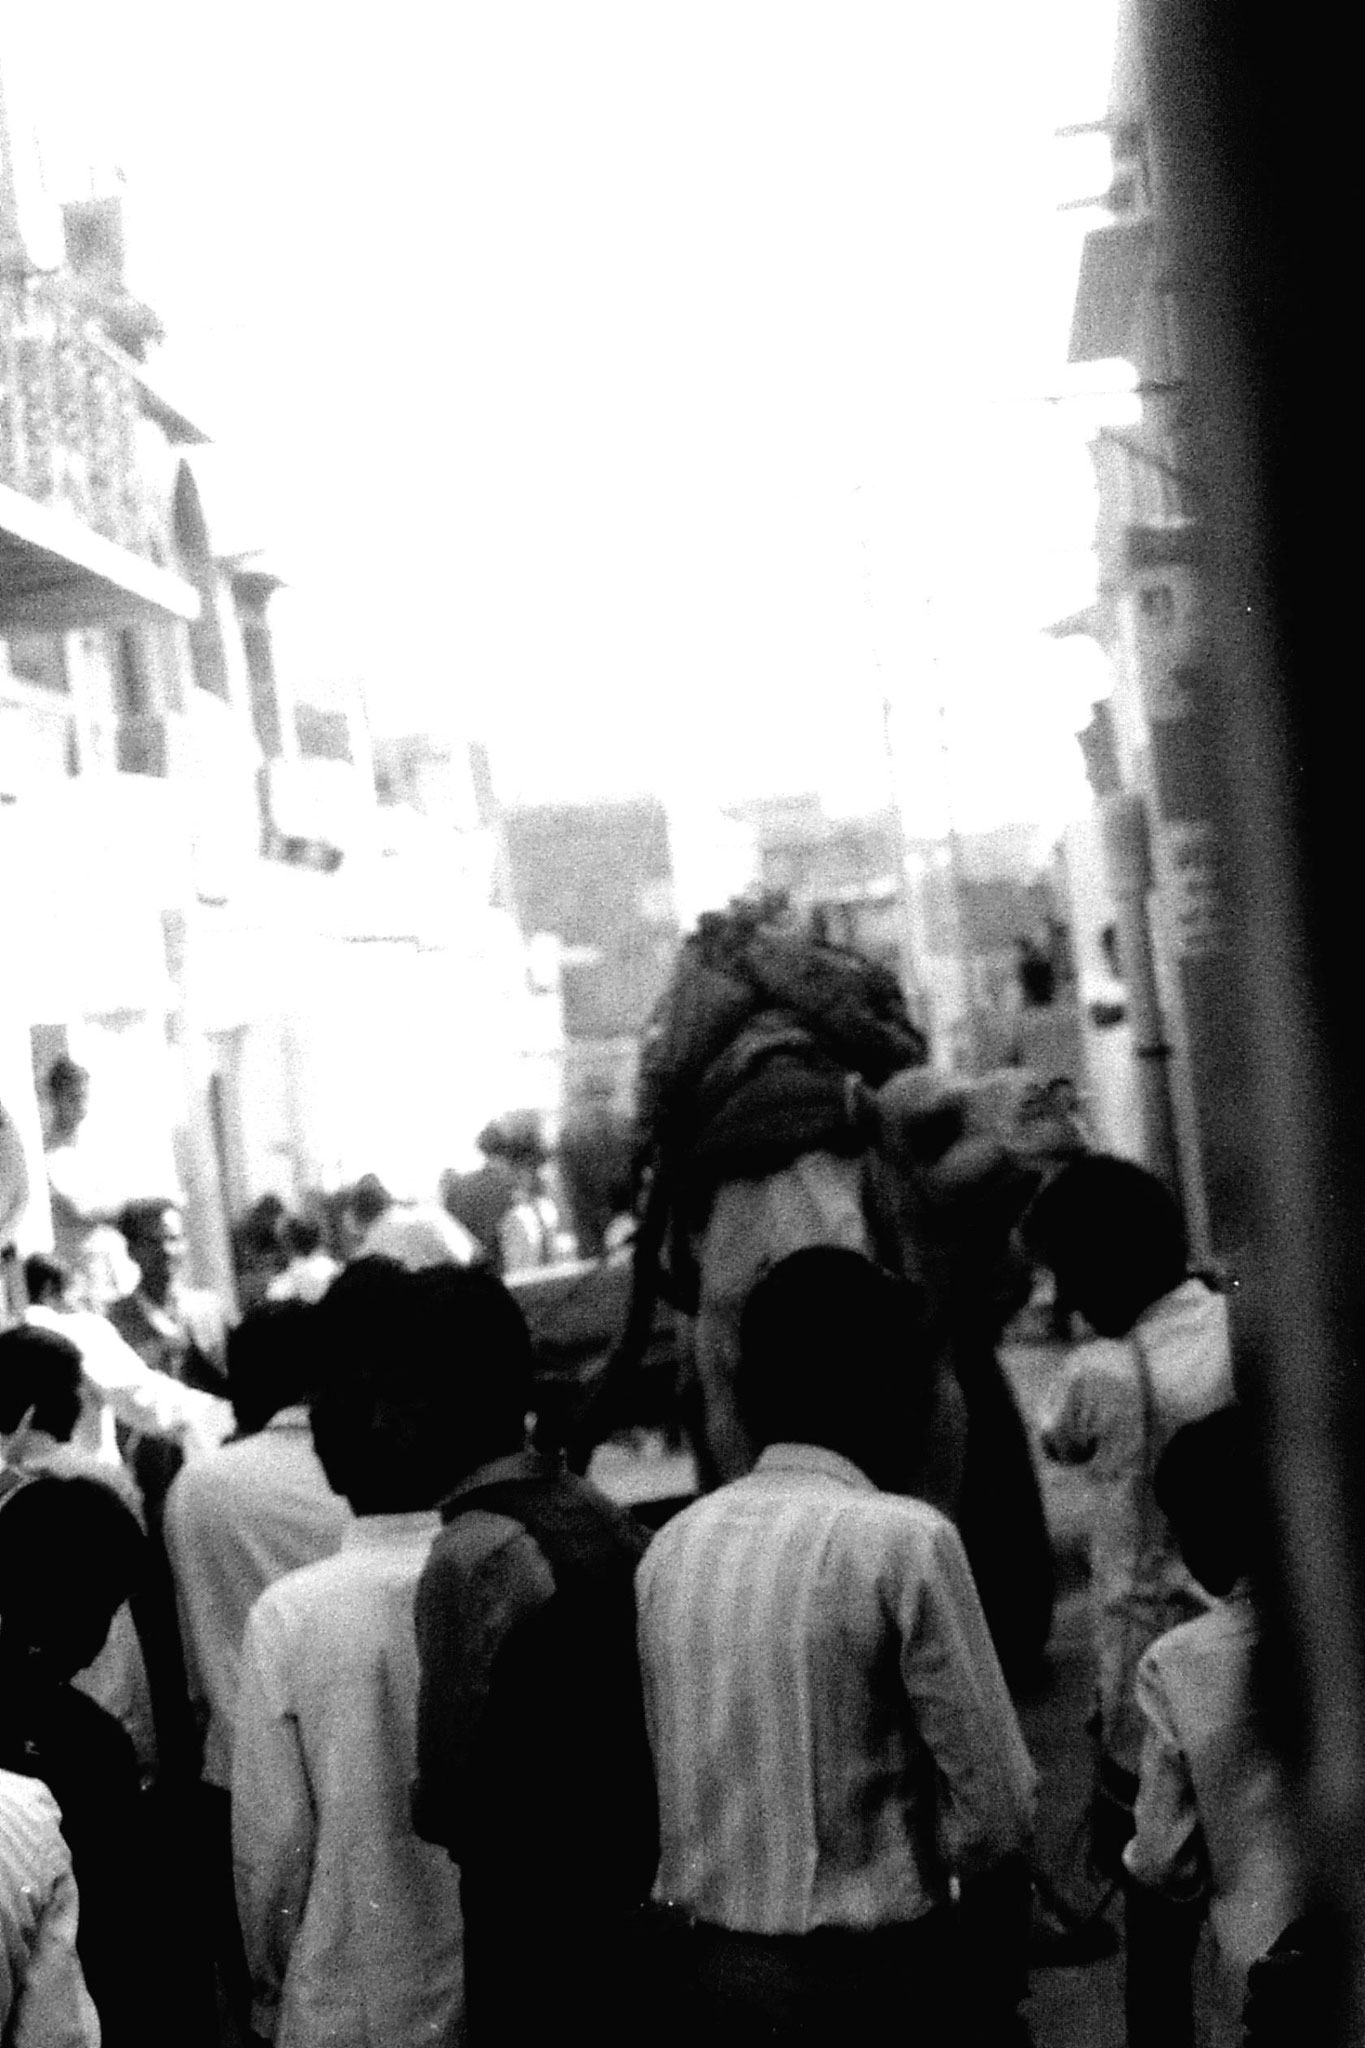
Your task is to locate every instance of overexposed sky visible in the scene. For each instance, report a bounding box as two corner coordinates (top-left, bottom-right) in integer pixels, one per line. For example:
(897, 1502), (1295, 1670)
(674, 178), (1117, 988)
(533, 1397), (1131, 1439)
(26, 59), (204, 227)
(15, 0), (1121, 833)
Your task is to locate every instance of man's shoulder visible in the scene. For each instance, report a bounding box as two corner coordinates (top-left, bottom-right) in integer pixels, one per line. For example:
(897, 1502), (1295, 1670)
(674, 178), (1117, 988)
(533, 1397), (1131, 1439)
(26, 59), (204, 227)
(250, 1541), (362, 1624)
(168, 1427), (339, 1521)
(641, 1469), (957, 1568)
(1143, 1597), (1256, 1683)
(0, 1764), (65, 1849)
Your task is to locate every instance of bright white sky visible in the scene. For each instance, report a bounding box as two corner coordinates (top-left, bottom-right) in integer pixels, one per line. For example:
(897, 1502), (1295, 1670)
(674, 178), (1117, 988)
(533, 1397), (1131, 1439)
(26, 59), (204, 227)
(15, 0), (1122, 837)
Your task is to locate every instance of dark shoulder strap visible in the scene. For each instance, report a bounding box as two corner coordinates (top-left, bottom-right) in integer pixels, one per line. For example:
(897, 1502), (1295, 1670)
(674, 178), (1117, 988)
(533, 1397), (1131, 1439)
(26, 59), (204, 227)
(442, 1473), (647, 1586)
(0, 1467), (37, 1512)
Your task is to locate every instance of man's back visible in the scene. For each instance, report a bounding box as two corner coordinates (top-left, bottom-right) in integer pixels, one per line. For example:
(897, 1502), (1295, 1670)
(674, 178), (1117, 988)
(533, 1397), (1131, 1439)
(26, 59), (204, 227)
(413, 1452), (654, 2044)
(233, 1515), (463, 2048)
(414, 1456), (653, 1898)
(636, 1444), (1036, 1935)
(165, 1411), (352, 1788)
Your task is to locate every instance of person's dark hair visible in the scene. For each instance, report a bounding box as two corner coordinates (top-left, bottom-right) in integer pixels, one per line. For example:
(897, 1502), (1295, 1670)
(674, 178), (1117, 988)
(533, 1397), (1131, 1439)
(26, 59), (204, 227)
(23, 1253), (70, 1309)
(45, 1057), (89, 1101)
(1021, 1154), (1190, 1337)
(0, 1325), (83, 1442)
(0, 1477), (148, 1678)
(283, 1213), (324, 1260)
(346, 1174), (392, 1231)
(311, 1262), (534, 1510)
(116, 1196), (180, 1249)
(737, 1248), (934, 1483)
(225, 1301), (323, 1434)
(1154, 1405), (1260, 1597)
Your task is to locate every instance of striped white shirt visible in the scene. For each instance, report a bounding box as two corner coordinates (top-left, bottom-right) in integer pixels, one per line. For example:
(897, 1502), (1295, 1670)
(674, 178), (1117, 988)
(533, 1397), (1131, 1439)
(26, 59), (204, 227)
(636, 1444), (1036, 1934)
(0, 1770), (101, 2048)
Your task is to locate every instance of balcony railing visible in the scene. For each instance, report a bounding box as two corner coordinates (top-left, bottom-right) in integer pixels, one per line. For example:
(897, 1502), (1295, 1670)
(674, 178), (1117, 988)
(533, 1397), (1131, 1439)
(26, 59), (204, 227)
(1, 267), (160, 559)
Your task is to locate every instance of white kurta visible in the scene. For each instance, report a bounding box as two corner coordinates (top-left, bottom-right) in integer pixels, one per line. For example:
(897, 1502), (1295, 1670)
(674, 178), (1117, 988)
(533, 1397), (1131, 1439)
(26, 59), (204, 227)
(233, 1513), (464, 2048)
(164, 1410), (352, 1788)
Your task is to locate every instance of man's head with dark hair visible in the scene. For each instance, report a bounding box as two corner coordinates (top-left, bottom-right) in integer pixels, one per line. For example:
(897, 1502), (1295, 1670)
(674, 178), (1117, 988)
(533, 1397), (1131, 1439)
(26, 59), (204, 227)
(283, 1212), (324, 1260)
(346, 1174), (393, 1233)
(226, 1301), (324, 1435)
(43, 1057), (90, 1146)
(737, 1248), (934, 1489)
(0, 1476), (147, 1679)
(23, 1253), (71, 1310)
(0, 1325), (84, 1444)
(1154, 1406), (1259, 1598)
(117, 1198), (186, 1304)
(311, 1261), (535, 1513)
(45, 1057), (89, 1111)
(1021, 1154), (1189, 1338)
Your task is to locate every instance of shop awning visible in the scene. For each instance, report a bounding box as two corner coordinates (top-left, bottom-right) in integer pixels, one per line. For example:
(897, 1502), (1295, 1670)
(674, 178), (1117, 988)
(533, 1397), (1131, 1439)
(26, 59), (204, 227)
(0, 480), (201, 632)
(1068, 217), (1154, 364)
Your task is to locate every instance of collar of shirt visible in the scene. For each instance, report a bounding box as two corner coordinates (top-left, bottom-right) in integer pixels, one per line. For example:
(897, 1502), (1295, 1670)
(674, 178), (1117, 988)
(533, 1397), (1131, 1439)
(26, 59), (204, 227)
(265, 1405), (312, 1431)
(753, 1443), (878, 1492)
(441, 1447), (550, 1507)
(341, 1510), (441, 1550)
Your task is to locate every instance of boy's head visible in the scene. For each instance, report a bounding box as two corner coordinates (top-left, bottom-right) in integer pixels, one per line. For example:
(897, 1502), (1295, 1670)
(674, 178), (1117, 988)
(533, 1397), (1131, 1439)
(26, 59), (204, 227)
(1154, 1406), (1258, 1597)
(0, 1476), (147, 1678)
(738, 1248), (934, 1490)
(311, 1261), (535, 1512)
(0, 1325), (83, 1448)
(226, 1301), (323, 1435)
(1021, 1154), (1189, 1337)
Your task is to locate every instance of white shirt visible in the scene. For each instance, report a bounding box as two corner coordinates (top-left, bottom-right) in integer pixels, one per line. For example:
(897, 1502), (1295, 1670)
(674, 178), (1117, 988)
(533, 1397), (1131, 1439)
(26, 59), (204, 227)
(1042, 1279), (1235, 1769)
(265, 1253), (341, 1306)
(233, 1513), (464, 2048)
(26, 1305), (233, 1467)
(358, 1205), (478, 1271)
(164, 1409), (352, 1789)
(637, 1443), (1036, 1934)
(1124, 1590), (1300, 1979)
(0, 1770), (101, 2048)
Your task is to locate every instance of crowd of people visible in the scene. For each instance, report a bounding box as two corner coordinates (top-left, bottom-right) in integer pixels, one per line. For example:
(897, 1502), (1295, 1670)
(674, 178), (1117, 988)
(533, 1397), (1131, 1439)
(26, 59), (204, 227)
(0, 906), (1324, 2045)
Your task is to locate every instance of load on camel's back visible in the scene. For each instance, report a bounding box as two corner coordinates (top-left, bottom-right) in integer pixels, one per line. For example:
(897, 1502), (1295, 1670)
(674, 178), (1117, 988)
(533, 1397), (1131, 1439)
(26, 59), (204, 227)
(627, 895), (929, 1483)
(604, 895), (1057, 1692)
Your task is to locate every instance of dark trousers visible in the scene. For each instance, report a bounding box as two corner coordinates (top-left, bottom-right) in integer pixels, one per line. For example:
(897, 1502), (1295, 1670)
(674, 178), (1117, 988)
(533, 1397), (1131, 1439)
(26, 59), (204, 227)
(460, 1878), (641, 2048)
(644, 1910), (967, 2048)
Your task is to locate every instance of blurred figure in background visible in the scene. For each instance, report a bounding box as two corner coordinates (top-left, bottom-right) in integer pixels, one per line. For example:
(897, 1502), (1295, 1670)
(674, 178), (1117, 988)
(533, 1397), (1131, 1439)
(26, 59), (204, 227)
(40, 1058), (140, 1312)
(232, 1195), (291, 1311)
(340, 1173), (394, 1260)
(556, 1077), (637, 1262)
(266, 1210), (342, 1305)
(109, 1199), (229, 1394)
(439, 1153), (517, 1271)
(23, 1252), (231, 1474)
(477, 1113), (562, 1273)
(108, 1196), (232, 1534)
(347, 1172), (480, 1272)
(1023, 1156), (1235, 1874)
